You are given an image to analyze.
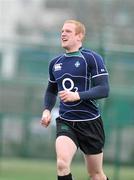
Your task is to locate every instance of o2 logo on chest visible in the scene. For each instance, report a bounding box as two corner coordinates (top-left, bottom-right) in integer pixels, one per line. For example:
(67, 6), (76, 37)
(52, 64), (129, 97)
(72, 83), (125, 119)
(62, 78), (78, 92)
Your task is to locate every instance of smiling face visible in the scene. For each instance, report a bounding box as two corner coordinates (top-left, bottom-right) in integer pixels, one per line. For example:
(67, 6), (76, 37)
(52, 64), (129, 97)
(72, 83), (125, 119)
(61, 21), (85, 52)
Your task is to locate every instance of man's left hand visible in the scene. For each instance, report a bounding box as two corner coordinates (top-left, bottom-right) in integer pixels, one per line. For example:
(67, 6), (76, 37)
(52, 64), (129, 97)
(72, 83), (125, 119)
(59, 90), (80, 102)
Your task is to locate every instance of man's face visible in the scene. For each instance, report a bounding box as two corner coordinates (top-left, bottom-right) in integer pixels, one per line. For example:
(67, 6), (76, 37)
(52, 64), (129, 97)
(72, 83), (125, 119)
(61, 23), (81, 51)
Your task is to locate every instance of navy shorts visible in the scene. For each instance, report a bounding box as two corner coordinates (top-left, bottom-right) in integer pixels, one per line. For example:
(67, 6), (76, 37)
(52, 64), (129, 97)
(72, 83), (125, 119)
(56, 117), (105, 155)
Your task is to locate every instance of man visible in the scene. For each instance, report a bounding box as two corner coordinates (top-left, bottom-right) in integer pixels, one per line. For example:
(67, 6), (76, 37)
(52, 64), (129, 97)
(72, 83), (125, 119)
(41, 20), (109, 180)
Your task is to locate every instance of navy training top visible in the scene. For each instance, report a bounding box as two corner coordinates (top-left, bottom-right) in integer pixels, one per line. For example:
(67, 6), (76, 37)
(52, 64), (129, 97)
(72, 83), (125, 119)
(46, 48), (109, 121)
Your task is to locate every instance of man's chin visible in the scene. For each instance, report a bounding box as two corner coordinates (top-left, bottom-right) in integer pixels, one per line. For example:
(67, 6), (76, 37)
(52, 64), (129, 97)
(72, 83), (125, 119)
(62, 45), (69, 50)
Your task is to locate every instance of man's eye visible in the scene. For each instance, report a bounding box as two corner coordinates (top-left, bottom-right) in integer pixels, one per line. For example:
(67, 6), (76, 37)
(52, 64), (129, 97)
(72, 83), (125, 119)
(66, 30), (71, 33)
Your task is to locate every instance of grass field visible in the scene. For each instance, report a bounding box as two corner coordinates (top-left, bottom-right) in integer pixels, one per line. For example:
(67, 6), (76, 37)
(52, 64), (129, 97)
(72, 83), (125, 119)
(0, 158), (133, 180)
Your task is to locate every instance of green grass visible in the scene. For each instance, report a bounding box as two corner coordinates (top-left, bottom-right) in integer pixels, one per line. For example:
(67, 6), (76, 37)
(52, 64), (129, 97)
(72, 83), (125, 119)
(0, 158), (133, 180)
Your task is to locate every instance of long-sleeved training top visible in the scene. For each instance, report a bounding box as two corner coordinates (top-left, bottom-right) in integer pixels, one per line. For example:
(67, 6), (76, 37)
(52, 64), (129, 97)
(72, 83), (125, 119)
(44, 47), (109, 121)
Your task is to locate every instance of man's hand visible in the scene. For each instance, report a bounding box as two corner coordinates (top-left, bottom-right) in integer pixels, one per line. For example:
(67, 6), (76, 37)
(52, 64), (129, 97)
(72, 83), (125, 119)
(40, 109), (51, 127)
(59, 90), (80, 102)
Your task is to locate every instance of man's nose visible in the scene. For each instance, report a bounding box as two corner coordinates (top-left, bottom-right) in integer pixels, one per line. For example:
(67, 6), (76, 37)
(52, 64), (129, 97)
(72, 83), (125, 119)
(62, 31), (66, 36)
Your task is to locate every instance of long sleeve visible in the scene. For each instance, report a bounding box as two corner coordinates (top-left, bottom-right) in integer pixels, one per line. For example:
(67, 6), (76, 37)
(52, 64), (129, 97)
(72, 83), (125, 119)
(43, 81), (58, 111)
(79, 75), (110, 100)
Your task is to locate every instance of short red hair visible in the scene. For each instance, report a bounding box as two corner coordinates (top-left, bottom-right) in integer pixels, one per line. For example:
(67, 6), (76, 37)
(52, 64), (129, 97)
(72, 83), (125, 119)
(64, 20), (86, 41)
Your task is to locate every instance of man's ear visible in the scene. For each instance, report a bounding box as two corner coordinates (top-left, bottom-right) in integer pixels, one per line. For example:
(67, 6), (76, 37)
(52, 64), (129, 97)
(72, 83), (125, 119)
(77, 33), (83, 41)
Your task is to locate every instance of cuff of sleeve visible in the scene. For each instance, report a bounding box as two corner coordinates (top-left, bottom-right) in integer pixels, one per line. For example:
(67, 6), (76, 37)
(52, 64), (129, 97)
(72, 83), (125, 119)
(78, 92), (84, 100)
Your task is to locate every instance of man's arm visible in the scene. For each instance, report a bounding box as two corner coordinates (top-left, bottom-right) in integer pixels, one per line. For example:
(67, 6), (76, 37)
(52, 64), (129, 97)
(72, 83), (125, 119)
(41, 81), (58, 127)
(44, 81), (58, 111)
(79, 75), (109, 100)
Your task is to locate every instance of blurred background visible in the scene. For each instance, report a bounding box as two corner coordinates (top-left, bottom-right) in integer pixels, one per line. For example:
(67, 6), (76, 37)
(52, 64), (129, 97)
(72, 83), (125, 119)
(0, 0), (134, 180)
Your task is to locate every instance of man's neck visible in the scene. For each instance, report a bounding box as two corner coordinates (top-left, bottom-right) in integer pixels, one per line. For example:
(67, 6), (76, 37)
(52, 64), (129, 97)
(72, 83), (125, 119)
(65, 44), (82, 53)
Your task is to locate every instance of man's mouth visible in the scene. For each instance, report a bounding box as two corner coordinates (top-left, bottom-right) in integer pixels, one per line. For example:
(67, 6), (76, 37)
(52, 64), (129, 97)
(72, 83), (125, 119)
(62, 38), (68, 42)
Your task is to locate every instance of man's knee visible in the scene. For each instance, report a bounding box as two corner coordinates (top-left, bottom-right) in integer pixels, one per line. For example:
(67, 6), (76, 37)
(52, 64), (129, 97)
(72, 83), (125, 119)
(57, 158), (69, 173)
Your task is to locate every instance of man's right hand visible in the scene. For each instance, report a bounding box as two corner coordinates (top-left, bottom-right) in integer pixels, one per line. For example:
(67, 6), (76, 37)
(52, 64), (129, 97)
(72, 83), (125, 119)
(40, 109), (51, 127)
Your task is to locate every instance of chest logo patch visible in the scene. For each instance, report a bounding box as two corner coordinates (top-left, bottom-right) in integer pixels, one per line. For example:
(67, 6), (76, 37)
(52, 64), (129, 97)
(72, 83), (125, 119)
(54, 63), (62, 71)
(75, 61), (80, 68)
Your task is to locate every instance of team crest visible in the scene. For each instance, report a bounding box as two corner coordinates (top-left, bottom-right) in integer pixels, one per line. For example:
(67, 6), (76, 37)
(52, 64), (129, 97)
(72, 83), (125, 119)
(75, 61), (80, 68)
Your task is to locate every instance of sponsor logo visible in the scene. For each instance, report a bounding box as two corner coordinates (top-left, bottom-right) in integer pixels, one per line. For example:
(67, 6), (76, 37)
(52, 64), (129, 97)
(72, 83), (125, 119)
(54, 63), (62, 71)
(62, 78), (78, 92)
(101, 68), (105, 72)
